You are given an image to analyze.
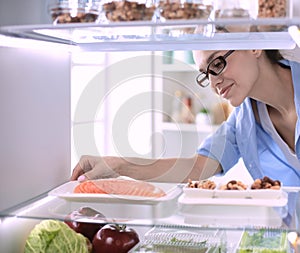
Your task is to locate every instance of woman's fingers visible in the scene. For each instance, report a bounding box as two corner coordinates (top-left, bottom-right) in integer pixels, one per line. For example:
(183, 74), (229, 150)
(70, 163), (84, 180)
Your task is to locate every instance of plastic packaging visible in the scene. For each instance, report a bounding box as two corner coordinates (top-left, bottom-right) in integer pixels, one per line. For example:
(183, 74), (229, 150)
(236, 229), (289, 253)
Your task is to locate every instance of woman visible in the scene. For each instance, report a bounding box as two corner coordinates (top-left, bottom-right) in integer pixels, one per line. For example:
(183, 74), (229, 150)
(71, 49), (300, 225)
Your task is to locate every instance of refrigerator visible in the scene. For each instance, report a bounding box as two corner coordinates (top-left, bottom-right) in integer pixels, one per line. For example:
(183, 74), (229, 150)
(1, 0), (300, 252)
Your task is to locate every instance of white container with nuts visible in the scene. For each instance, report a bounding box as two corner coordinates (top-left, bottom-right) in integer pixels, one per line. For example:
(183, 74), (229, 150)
(184, 176), (284, 200)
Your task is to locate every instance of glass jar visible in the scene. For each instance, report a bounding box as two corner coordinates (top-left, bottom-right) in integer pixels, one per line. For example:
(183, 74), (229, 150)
(101, 0), (156, 22)
(157, 0), (213, 21)
(48, 0), (101, 24)
(258, 0), (292, 18)
(257, 0), (293, 31)
(213, 0), (256, 32)
(214, 0), (256, 19)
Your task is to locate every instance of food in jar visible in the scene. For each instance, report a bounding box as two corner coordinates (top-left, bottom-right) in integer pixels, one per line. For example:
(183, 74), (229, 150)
(219, 180), (247, 190)
(24, 220), (92, 253)
(257, 0), (289, 31)
(258, 0), (288, 18)
(187, 179), (216, 190)
(251, 176), (281, 190)
(73, 178), (166, 197)
(49, 1), (100, 23)
(102, 0), (155, 21)
(50, 8), (99, 23)
(158, 0), (213, 20)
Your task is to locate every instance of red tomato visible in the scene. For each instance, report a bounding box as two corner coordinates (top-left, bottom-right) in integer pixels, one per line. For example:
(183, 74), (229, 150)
(92, 224), (140, 253)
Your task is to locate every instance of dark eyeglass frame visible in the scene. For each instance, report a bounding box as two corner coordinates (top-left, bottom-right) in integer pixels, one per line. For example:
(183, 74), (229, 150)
(196, 50), (235, 88)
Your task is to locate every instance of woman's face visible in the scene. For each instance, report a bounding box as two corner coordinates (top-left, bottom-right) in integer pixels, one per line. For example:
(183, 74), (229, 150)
(193, 50), (261, 107)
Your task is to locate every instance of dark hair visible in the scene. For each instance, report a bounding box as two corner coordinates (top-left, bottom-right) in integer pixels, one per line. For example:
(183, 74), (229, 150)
(265, 50), (284, 63)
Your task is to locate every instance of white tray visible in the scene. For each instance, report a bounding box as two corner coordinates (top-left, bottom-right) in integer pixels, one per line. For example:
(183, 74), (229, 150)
(178, 191), (288, 207)
(184, 180), (283, 200)
(49, 181), (183, 205)
(178, 192), (288, 228)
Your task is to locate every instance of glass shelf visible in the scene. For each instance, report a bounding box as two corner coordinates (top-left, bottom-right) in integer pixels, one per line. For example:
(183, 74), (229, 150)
(0, 18), (299, 51)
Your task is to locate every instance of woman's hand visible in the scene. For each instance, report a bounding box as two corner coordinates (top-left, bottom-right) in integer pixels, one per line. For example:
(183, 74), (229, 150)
(70, 155), (120, 182)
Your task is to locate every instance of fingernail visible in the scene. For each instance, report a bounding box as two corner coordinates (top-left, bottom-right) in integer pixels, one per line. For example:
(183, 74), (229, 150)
(78, 175), (86, 182)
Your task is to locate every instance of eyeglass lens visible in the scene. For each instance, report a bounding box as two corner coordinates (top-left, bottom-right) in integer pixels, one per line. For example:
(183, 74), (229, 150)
(196, 50), (234, 87)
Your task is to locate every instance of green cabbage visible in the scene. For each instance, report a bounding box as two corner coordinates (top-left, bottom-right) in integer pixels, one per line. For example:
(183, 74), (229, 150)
(24, 219), (91, 253)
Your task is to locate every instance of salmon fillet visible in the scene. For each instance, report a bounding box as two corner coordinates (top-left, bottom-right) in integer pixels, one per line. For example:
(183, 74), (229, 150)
(73, 179), (166, 198)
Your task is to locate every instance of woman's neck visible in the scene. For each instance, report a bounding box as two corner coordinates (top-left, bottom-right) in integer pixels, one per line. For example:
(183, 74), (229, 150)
(251, 60), (294, 116)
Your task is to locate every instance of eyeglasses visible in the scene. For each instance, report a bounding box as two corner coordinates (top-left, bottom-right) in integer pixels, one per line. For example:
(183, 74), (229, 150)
(196, 50), (235, 88)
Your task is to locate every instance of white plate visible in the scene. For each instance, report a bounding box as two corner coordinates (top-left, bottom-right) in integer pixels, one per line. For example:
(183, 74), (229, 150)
(49, 181), (183, 205)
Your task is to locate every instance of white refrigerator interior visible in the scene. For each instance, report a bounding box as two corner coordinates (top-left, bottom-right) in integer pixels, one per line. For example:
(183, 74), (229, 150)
(0, 44), (71, 212)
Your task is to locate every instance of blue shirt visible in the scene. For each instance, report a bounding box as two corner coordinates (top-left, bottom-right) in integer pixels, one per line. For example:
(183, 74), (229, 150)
(197, 59), (300, 225)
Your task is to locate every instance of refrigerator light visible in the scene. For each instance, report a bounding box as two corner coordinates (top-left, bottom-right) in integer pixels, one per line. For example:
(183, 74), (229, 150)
(288, 26), (300, 48)
(0, 34), (77, 52)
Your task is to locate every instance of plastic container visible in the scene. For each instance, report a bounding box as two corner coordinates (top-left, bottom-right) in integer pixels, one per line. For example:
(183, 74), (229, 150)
(134, 226), (226, 252)
(157, 0), (213, 20)
(179, 204), (285, 228)
(236, 229), (289, 253)
(48, 0), (101, 24)
(102, 0), (156, 22)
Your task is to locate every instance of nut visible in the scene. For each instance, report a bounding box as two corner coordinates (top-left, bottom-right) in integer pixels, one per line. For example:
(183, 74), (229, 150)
(257, 0), (288, 31)
(258, 0), (287, 18)
(251, 176), (281, 190)
(187, 179), (216, 190)
(221, 180), (247, 190)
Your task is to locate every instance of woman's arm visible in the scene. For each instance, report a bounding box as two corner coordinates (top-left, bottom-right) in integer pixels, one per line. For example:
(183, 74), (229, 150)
(70, 154), (222, 183)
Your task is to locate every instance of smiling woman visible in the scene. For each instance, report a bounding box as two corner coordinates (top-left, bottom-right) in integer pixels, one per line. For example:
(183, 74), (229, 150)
(72, 48), (300, 228)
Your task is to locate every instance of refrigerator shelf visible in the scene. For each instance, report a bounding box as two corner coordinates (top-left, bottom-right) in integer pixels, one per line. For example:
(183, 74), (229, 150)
(0, 18), (299, 51)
